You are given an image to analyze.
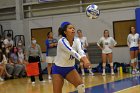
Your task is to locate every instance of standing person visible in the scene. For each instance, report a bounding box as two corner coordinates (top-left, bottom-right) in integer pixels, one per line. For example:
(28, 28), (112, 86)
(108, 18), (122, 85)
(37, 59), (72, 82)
(77, 29), (94, 76)
(26, 37), (45, 84)
(52, 22), (91, 93)
(127, 26), (139, 74)
(45, 31), (58, 80)
(97, 30), (117, 76)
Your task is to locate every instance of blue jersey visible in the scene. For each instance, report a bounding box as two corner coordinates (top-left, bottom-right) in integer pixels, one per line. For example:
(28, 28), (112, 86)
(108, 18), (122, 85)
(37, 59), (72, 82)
(45, 38), (58, 56)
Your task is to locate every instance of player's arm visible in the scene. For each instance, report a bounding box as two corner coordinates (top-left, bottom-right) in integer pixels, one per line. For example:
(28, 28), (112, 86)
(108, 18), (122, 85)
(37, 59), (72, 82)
(83, 37), (88, 48)
(76, 39), (91, 68)
(46, 40), (53, 48)
(97, 38), (103, 50)
(76, 38), (86, 57)
(109, 37), (117, 49)
(59, 38), (82, 61)
(127, 35), (130, 47)
(60, 38), (90, 68)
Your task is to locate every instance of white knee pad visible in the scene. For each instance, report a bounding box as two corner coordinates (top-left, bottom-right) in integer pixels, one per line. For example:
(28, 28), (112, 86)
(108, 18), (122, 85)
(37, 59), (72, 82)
(134, 58), (138, 62)
(110, 63), (113, 67)
(77, 84), (85, 93)
(102, 63), (106, 67)
(131, 59), (135, 63)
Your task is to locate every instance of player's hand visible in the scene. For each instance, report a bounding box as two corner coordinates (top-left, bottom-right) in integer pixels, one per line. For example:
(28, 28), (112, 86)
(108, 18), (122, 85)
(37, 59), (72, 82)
(80, 56), (91, 68)
(101, 47), (104, 50)
(109, 46), (113, 49)
(84, 62), (91, 68)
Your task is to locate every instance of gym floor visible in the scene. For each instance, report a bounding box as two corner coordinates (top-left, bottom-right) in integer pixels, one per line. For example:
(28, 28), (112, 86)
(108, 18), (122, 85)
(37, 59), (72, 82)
(0, 73), (140, 93)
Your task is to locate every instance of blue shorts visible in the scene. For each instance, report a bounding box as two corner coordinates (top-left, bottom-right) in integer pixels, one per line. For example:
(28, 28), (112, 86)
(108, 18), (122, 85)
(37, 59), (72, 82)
(130, 47), (139, 51)
(52, 64), (75, 78)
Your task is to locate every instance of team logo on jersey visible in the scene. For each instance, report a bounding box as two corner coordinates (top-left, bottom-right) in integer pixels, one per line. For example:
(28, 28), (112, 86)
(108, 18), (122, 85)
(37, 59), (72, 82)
(105, 42), (109, 45)
(69, 55), (74, 60)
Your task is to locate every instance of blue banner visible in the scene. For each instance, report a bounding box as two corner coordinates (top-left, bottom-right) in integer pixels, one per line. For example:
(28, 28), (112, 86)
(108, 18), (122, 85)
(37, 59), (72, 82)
(135, 8), (140, 35)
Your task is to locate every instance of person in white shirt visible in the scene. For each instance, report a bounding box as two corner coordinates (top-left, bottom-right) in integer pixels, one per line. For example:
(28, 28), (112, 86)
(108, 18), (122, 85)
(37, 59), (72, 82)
(97, 30), (117, 76)
(3, 33), (14, 49)
(77, 29), (94, 76)
(52, 22), (91, 93)
(127, 26), (139, 74)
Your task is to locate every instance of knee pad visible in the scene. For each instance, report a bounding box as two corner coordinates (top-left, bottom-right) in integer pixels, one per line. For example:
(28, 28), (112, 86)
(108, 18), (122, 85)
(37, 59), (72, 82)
(131, 59), (135, 63)
(110, 63), (113, 67)
(134, 58), (138, 62)
(77, 84), (85, 93)
(102, 63), (106, 67)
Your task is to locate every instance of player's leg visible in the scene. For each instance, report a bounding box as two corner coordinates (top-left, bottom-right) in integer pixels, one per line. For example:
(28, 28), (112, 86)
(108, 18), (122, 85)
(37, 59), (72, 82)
(52, 74), (64, 93)
(86, 53), (94, 76)
(47, 57), (53, 79)
(102, 53), (107, 76)
(0, 65), (4, 81)
(80, 62), (85, 76)
(130, 50), (135, 74)
(134, 49), (139, 73)
(108, 53), (114, 75)
(65, 69), (85, 93)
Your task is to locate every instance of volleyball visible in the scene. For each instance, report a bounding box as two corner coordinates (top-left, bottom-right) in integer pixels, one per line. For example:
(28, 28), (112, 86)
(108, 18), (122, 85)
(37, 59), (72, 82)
(86, 4), (100, 19)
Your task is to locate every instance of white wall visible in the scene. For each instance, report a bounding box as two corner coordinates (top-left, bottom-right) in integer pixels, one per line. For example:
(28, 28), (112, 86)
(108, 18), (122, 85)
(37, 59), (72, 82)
(0, 7), (137, 63)
(0, 0), (15, 8)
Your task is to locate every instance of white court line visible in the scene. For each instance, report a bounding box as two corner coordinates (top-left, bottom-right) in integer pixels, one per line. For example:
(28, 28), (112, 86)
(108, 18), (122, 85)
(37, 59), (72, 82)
(114, 85), (140, 93)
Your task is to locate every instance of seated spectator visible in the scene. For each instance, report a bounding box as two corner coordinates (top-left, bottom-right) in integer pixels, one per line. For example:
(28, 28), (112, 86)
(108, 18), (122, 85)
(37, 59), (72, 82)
(10, 46), (25, 78)
(0, 39), (12, 81)
(18, 48), (26, 77)
(17, 40), (25, 54)
(3, 33), (14, 49)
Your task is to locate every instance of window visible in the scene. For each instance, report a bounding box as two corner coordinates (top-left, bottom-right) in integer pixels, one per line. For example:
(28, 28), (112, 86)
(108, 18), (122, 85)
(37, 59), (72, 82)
(31, 27), (52, 53)
(113, 20), (136, 47)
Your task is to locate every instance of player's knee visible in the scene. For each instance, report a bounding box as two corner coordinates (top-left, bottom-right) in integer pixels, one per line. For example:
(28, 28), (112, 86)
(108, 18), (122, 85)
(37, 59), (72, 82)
(131, 59), (135, 63)
(134, 58), (137, 62)
(102, 63), (106, 67)
(110, 63), (113, 67)
(77, 84), (85, 93)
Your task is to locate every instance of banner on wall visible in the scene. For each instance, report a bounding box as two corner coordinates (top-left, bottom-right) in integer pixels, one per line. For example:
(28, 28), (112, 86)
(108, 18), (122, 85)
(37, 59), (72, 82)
(135, 8), (140, 35)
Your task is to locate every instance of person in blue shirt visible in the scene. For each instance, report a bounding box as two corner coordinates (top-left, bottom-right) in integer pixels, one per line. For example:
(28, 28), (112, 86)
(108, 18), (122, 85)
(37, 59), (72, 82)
(45, 31), (58, 80)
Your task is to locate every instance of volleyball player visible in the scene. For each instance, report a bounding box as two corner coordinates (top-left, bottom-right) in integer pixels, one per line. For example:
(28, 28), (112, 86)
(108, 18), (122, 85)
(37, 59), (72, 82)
(77, 29), (94, 76)
(127, 26), (139, 74)
(52, 22), (91, 93)
(97, 30), (117, 76)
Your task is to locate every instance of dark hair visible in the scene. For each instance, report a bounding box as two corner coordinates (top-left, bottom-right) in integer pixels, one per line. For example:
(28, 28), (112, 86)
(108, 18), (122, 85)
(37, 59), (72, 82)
(77, 29), (82, 33)
(47, 31), (52, 38)
(129, 26), (135, 34)
(7, 33), (12, 37)
(58, 24), (70, 37)
(104, 29), (109, 37)
(11, 46), (18, 56)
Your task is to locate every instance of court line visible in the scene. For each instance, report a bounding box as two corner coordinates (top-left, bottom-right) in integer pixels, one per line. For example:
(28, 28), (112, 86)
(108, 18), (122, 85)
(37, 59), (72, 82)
(70, 75), (140, 93)
(114, 85), (140, 93)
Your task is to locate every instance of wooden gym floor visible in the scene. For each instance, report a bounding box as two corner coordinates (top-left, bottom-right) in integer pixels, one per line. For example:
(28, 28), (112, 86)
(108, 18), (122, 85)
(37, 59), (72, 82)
(0, 73), (140, 93)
